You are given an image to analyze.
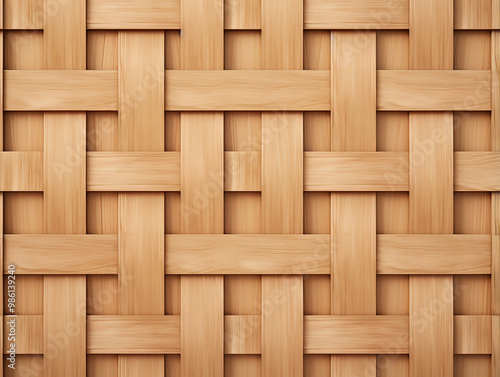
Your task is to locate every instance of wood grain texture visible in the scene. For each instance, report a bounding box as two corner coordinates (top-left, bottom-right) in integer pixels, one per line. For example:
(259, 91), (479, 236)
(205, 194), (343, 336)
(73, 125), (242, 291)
(3, 315), (42, 354)
(224, 151), (261, 191)
(165, 235), (329, 274)
(304, 315), (408, 354)
(87, 316), (180, 354)
(224, 315), (261, 354)
(165, 70), (330, 110)
(0, 152), (42, 191)
(453, 315), (492, 354)
(377, 70), (491, 110)
(454, 152), (500, 191)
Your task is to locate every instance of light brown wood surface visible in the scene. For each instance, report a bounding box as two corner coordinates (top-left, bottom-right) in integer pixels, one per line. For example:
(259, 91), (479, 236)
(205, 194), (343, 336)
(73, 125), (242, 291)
(1, 0), (498, 377)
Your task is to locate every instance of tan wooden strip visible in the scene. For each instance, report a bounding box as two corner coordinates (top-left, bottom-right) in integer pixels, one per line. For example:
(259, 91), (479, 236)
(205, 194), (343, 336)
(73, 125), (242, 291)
(454, 315), (492, 354)
(494, 1), (500, 29)
(304, 0), (408, 29)
(44, 276), (86, 377)
(454, 0), (491, 29)
(410, 0), (452, 69)
(225, 151), (261, 191)
(332, 356), (376, 377)
(0, 152), (43, 191)
(118, 194), (164, 314)
(165, 235), (330, 274)
(409, 277), (453, 377)
(87, 152), (180, 191)
(3, 235), (117, 274)
(3, 315), (42, 354)
(224, 315), (261, 354)
(261, 113), (303, 233)
(44, 0), (85, 69)
(494, 32), (500, 150)
(494, 316), (500, 377)
(304, 315), (408, 354)
(165, 70), (330, 111)
(181, 113), (224, 232)
(43, 113), (86, 234)
(181, 276), (224, 376)
(4, 0), (43, 29)
(377, 70), (491, 111)
(262, 276), (303, 377)
(4, 70), (118, 111)
(331, 193), (376, 314)
(409, 112), (454, 234)
(332, 32), (376, 151)
(454, 152), (500, 191)
(304, 152), (408, 191)
(262, 0), (302, 70)
(377, 234), (491, 274)
(87, 0), (180, 29)
(224, 0), (260, 29)
(87, 316), (179, 354)
(119, 356), (164, 377)
(494, 234), (500, 315)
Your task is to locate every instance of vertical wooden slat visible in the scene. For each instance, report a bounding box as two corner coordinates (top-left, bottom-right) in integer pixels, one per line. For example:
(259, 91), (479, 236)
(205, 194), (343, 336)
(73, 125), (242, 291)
(494, 31), (500, 375)
(118, 30), (165, 377)
(262, 276), (303, 377)
(330, 30), (377, 377)
(409, 0), (454, 375)
(181, 276), (224, 377)
(180, 0), (224, 376)
(43, 0), (86, 375)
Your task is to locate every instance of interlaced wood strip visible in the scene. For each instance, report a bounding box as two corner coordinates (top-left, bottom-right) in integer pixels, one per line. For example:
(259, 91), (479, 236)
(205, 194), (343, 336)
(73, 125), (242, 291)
(0, 0), (499, 377)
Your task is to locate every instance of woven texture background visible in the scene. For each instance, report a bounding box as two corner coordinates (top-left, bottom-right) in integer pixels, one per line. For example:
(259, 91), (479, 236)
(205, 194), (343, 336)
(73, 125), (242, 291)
(0, 0), (499, 376)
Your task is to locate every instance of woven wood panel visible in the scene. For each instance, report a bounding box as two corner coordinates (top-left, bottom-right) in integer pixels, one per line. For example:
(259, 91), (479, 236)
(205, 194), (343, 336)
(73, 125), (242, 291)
(0, 0), (499, 376)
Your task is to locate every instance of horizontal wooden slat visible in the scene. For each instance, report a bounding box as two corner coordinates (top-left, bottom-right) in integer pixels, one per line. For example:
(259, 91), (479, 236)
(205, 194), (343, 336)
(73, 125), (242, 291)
(303, 315), (409, 354)
(377, 70), (491, 110)
(3, 235), (118, 274)
(304, 152), (408, 191)
(165, 70), (330, 110)
(377, 234), (491, 274)
(454, 315), (492, 354)
(3, 315), (43, 354)
(87, 152), (180, 191)
(4, 70), (118, 111)
(454, 152), (500, 191)
(304, 0), (409, 29)
(225, 151), (261, 191)
(87, 0), (180, 29)
(0, 152), (43, 191)
(165, 235), (330, 274)
(87, 316), (180, 354)
(225, 315), (261, 354)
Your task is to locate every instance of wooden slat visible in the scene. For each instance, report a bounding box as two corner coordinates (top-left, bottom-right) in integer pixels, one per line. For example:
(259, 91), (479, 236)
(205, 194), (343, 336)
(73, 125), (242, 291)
(4, 70), (118, 110)
(224, 315), (261, 354)
(377, 234), (491, 274)
(87, 316), (180, 354)
(3, 315), (43, 354)
(0, 152), (42, 191)
(409, 112), (454, 234)
(3, 235), (117, 274)
(119, 356), (164, 377)
(165, 235), (330, 274)
(261, 113), (303, 233)
(44, 0), (85, 69)
(224, 0), (260, 29)
(4, 0), (43, 29)
(409, 277), (453, 377)
(304, 152), (408, 191)
(454, 315), (492, 354)
(494, 316), (500, 377)
(87, 152), (180, 191)
(454, 152), (500, 191)
(165, 70), (329, 111)
(224, 151), (261, 191)
(494, 32), (500, 150)
(181, 276), (224, 376)
(454, 0), (491, 29)
(118, 194), (164, 314)
(44, 276), (86, 377)
(410, 0), (452, 69)
(304, 316), (408, 354)
(87, 0), (180, 29)
(304, 0), (408, 29)
(44, 113), (86, 234)
(262, 276), (303, 377)
(377, 70), (491, 110)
